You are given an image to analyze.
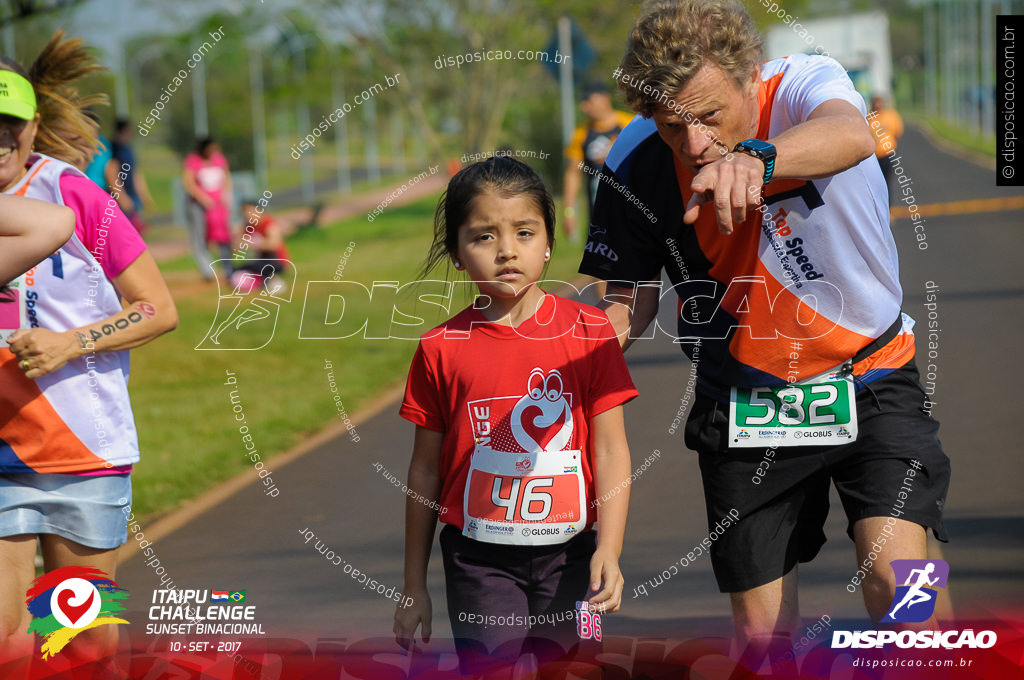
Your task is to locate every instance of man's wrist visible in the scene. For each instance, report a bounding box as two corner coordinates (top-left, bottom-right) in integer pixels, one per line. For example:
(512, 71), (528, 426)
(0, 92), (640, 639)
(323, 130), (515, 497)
(733, 139), (777, 184)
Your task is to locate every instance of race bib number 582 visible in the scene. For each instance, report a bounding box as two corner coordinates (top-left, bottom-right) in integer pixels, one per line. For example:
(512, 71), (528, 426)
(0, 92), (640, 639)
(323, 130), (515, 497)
(728, 376), (857, 447)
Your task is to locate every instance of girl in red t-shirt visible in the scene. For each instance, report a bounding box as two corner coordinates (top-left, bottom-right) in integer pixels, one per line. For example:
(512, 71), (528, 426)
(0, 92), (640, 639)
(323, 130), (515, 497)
(394, 157), (637, 675)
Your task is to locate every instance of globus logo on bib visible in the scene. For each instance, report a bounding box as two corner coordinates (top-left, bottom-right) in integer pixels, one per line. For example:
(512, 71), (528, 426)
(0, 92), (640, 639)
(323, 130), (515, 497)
(522, 527), (560, 537)
(794, 429), (832, 439)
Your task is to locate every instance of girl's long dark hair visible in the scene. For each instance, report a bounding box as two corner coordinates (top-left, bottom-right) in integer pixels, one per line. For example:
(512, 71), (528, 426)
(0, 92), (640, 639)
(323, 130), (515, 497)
(423, 156), (556, 276)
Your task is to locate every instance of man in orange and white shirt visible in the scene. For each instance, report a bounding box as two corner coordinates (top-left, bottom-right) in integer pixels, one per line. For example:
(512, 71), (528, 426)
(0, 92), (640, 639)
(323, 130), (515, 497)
(580, 0), (949, 665)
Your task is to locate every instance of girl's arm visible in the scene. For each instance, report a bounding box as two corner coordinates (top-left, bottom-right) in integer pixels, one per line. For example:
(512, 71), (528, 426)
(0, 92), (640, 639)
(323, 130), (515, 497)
(8, 251), (178, 378)
(588, 404), (632, 613)
(0, 196), (75, 286)
(394, 425), (444, 650)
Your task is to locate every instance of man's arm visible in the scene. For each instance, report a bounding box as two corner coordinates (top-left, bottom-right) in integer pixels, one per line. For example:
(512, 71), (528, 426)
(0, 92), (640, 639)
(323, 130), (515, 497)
(768, 99), (876, 180)
(686, 99), (876, 234)
(598, 282), (660, 352)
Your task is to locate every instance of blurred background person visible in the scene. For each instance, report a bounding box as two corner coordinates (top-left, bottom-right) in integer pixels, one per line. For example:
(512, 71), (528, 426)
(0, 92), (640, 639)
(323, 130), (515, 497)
(81, 108), (110, 188)
(182, 137), (233, 281)
(562, 81), (634, 243)
(869, 93), (904, 203)
(229, 197), (291, 295)
(107, 117), (153, 236)
(563, 81), (634, 302)
(237, 197), (289, 274)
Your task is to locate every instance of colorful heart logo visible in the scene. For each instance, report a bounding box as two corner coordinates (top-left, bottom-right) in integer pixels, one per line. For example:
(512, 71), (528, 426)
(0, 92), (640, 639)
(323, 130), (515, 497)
(56, 587), (95, 626)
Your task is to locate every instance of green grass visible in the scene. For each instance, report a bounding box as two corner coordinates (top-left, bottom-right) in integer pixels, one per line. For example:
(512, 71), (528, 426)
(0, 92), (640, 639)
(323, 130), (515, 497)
(909, 113), (997, 159)
(136, 140), (430, 223)
(127, 196), (588, 521)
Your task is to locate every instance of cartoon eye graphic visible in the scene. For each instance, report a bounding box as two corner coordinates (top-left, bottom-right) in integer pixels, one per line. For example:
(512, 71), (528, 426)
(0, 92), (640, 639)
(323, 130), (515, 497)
(544, 370), (564, 402)
(527, 368), (546, 400)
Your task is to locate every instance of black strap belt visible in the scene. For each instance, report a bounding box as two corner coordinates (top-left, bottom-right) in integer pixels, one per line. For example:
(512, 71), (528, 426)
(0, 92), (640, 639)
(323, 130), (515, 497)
(851, 314), (903, 365)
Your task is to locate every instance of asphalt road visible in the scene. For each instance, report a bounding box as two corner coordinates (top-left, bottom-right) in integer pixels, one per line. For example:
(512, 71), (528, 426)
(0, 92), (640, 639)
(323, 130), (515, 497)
(113, 127), (1024, 673)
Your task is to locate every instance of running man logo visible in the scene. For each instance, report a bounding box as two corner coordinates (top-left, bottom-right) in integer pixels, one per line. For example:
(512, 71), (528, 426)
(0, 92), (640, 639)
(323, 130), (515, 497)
(196, 260), (295, 350)
(25, 567), (130, 659)
(882, 559), (949, 623)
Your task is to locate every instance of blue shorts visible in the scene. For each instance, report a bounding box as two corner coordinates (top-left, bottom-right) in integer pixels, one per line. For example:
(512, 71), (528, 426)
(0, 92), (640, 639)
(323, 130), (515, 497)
(0, 473), (131, 550)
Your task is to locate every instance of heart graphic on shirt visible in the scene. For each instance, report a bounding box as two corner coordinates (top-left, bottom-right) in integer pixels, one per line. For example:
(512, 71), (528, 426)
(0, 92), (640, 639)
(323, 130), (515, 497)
(521, 403), (568, 451)
(56, 588), (95, 626)
(510, 368), (574, 452)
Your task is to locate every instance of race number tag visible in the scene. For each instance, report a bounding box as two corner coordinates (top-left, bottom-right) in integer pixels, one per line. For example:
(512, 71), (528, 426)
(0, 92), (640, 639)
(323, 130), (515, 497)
(463, 446), (586, 546)
(576, 601), (602, 641)
(728, 373), (857, 447)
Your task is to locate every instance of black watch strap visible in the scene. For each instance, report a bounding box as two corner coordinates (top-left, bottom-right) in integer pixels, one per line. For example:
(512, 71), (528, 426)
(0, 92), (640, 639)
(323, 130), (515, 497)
(733, 139), (776, 184)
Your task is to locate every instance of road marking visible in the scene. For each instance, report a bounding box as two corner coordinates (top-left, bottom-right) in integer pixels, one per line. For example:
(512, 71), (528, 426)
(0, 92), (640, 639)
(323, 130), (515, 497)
(891, 196), (1024, 221)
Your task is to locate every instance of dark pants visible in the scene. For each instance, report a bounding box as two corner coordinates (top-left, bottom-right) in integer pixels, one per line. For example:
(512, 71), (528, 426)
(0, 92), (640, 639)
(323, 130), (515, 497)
(186, 199), (232, 279)
(878, 155), (894, 204)
(440, 524), (596, 677)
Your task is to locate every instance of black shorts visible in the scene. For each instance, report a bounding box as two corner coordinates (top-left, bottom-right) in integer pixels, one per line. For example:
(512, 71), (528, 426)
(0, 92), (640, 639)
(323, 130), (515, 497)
(684, 356), (950, 593)
(440, 524), (597, 675)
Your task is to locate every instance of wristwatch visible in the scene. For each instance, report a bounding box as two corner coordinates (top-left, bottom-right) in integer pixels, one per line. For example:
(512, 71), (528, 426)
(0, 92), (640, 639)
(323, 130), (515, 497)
(733, 139), (777, 184)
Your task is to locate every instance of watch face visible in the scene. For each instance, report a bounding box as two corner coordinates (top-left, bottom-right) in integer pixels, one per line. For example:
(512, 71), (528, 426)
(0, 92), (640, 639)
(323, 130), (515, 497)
(739, 139), (774, 155)
(736, 140), (776, 183)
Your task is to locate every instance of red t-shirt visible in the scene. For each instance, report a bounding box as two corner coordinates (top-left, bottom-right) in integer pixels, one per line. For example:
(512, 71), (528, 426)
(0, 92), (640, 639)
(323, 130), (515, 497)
(251, 215), (290, 262)
(400, 293), (638, 533)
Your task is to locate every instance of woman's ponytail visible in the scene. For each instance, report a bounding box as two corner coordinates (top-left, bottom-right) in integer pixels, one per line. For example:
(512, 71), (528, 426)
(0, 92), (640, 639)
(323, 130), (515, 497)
(25, 31), (108, 166)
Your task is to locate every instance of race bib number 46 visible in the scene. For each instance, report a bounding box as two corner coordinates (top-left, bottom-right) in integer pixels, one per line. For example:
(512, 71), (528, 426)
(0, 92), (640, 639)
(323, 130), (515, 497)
(464, 447), (586, 546)
(728, 376), (857, 447)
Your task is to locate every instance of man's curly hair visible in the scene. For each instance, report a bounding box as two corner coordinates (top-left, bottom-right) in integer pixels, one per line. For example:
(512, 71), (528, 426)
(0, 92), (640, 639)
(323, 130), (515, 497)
(618, 0), (763, 117)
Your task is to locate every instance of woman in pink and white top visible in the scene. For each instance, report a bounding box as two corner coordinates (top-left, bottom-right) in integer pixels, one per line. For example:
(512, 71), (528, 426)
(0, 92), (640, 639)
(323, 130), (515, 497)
(0, 32), (177, 665)
(182, 137), (234, 281)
